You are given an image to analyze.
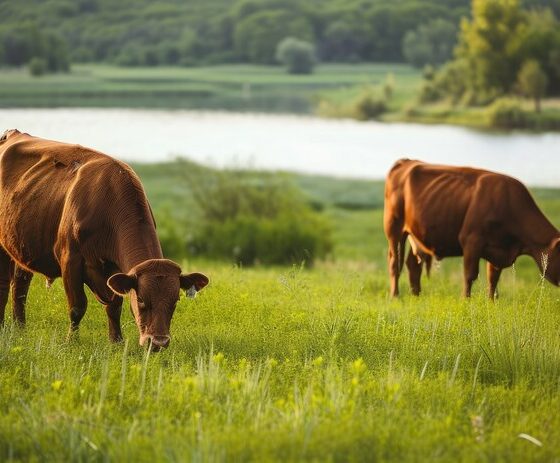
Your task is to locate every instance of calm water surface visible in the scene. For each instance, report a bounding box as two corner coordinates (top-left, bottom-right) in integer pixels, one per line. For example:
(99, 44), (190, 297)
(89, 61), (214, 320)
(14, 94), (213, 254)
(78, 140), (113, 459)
(1, 108), (559, 186)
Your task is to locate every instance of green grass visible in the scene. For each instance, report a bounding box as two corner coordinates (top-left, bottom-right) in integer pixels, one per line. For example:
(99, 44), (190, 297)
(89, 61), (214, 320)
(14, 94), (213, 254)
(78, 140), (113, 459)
(2, 164), (560, 461)
(0, 63), (421, 114)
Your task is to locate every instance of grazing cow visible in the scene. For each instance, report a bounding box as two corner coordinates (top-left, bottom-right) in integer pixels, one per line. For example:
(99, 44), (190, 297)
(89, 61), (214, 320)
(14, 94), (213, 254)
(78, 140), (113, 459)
(0, 129), (208, 350)
(384, 158), (560, 298)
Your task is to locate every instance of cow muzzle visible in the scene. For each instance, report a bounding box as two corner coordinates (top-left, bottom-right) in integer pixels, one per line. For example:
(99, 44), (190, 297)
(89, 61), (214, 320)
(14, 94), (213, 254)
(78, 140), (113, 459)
(140, 334), (171, 351)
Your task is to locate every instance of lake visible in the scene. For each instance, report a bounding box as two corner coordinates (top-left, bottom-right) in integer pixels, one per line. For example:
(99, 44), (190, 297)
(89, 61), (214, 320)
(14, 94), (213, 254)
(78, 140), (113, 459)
(1, 108), (559, 186)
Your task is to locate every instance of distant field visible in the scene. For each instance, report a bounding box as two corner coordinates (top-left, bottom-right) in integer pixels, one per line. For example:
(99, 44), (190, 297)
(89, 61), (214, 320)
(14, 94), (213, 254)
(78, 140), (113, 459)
(0, 63), (422, 114)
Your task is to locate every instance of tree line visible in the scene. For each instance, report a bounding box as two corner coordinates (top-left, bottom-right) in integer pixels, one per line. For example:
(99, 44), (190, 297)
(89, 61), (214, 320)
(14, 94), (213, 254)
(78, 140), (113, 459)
(0, 0), (474, 71)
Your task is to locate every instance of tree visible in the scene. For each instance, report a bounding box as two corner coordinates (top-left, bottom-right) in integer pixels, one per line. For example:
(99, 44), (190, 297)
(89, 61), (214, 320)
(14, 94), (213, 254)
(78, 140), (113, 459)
(320, 19), (369, 62)
(517, 59), (548, 111)
(275, 37), (315, 74)
(455, 0), (527, 99)
(28, 57), (47, 76)
(234, 10), (314, 63)
(402, 19), (457, 68)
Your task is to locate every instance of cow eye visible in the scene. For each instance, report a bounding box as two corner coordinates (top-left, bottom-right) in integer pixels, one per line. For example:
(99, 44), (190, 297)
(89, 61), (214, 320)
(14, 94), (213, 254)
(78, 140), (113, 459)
(137, 296), (145, 308)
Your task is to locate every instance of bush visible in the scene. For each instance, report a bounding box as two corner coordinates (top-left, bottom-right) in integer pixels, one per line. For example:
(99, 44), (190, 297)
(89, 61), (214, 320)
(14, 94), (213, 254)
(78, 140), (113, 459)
(28, 57), (47, 77)
(275, 37), (316, 74)
(418, 80), (442, 103)
(156, 208), (189, 259)
(485, 98), (528, 129)
(182, 163), (332, 266)
(190, 212), (331, 265)
(351, 87), (387, 120)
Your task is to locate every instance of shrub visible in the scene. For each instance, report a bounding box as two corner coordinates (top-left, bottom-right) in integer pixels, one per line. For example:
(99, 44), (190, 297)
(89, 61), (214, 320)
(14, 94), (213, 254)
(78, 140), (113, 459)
(485, 98), (528, 129)
(190, 212), (331, 266)
(28, 57), (47, 77)
(182, 163), (332, 266)
(275, 37), (316, 74)
(418, 80), (442, 103)
(351, 87), (387, 120)
(156, 208), (189, 259)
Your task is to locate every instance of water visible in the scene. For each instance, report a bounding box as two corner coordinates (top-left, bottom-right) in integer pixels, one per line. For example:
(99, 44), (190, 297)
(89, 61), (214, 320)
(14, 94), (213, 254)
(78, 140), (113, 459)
(1, 108), (559, 186)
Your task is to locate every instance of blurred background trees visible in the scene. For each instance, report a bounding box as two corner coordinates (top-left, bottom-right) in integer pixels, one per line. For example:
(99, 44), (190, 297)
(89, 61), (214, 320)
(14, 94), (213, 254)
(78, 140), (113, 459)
(0, 0), (558, 102)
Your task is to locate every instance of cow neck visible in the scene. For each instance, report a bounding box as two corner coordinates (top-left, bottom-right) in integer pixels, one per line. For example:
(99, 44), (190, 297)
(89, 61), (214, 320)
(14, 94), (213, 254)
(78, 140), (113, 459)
(523, 211), (559, 263)
(113, 219), (164, 273)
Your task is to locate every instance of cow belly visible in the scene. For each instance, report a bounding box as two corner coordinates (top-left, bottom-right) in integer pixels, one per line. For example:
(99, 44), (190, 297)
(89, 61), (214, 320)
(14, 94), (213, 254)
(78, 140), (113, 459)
(0, 227), (61, 278)
(406, 227), (463, 259)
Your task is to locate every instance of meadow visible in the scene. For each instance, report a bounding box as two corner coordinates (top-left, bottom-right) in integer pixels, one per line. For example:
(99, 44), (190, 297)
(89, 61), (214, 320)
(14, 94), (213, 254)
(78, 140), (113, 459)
(1, 165), (560, 461)
(0, 63), (420, 114)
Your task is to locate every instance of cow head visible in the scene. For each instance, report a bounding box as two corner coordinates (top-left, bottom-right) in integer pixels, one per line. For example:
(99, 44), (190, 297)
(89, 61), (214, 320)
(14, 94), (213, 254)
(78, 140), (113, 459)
(107, 259), (208, 351)
(544, 238), (560, 286)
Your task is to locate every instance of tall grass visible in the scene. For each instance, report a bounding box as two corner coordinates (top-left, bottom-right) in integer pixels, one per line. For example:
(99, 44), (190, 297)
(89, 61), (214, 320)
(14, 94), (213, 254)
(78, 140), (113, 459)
(1, 258), (560, 461)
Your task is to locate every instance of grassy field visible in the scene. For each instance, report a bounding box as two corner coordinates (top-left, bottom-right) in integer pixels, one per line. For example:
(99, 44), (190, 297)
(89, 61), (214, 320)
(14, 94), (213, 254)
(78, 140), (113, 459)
(2, 63), (559, 130)
(1, 165), (560, 461)
(0, 63), (420, 114)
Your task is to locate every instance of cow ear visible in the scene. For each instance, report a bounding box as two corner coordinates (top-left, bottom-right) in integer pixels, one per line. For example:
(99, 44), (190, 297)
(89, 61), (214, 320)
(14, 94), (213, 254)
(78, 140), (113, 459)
(180, 272), (209, 295)
(107, 273), (137, 296)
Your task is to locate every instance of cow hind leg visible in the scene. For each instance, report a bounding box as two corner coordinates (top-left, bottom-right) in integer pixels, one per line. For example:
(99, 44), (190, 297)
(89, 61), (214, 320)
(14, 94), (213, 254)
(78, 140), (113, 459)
(387, 234), (406, 297)
(0, 251), (11, 327)
(11, 266), (32, 326)
(406, 248), (422, 296)
(487, 262), (502, 300)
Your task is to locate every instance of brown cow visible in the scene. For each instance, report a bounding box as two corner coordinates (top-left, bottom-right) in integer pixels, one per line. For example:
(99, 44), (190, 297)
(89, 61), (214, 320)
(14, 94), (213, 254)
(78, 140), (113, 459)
(0, 129), (208, 350)
(384, 158), (560, 298)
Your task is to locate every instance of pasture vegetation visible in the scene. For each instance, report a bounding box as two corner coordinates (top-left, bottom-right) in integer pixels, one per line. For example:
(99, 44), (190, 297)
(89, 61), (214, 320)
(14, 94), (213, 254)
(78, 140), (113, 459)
(2, 163), (560, 461)
(0, 62), (420, 115)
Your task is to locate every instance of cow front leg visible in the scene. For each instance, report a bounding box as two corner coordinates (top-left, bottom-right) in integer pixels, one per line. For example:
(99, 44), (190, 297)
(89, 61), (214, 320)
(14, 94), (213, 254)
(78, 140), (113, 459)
(462, 247), (481, 298)
(406, 248), (422, 296)
(0, 251), (11, 327)
(85, 263), (125, 343)
(104, 298), (123, 342)
(60, 252), (87, 338)
(487, 262), (502, 300)
(11, 265), (32, 326)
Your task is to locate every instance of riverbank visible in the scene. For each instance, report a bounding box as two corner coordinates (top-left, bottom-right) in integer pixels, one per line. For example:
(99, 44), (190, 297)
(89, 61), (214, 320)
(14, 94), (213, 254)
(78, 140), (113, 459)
(1, 63), (559, 131)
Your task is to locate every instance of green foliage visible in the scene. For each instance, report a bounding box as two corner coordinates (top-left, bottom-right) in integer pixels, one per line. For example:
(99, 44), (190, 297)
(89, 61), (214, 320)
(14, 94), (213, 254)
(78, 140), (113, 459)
(402, 19), (458, 68)
(352, 86), (388, 120)
(456, 0), (527, 99)
(517, 60), (549, 112)
(176, 162), (332, 266)
(275, 37), (315, 74)
(191, 213), (331, 265)
(28, 57), (47, 77)
(0, 0), (475, 67)
(0, 23), (70, 72)
(485, 97), (528, 128)
(427, 0), (560, 106)
(320, 20), (368, 62)
(234, 10), (314, 64)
